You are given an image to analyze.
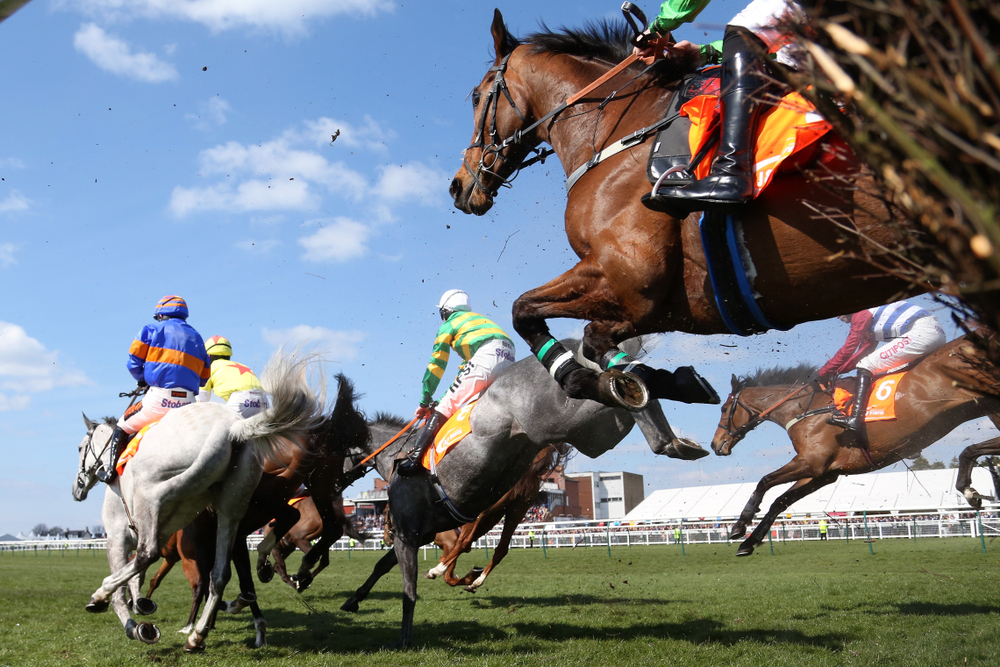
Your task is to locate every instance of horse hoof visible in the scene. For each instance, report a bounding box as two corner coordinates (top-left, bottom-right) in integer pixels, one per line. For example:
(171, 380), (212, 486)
(295, 572), (313, 592)
(183, 640), (206, 653)
(85, 597), (108, 613)
(257, 562), (275, 584)
(735, 542), (755, 557)
(423, 571), (436, 580)
(598, 370), (649, 411)
(136, 623), (160, 644)
(668, 438), (709, 461)
(133, 598), (157, 616)
(728, 525), (747, 540)
(463, 585), (479, 593)
(340, 598), (360, 613)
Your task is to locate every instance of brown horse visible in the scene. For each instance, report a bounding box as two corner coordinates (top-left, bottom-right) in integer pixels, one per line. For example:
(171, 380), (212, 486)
(423, 444), (566, 592)
(710, 334), (999, 556)
(450, 11), (915, 410)
(261, 495), (370, 590)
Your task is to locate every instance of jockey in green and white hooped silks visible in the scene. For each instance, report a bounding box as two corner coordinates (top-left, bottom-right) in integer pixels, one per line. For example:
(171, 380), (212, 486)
(197, 335), (270, 418)
(397, 289), (516, 477)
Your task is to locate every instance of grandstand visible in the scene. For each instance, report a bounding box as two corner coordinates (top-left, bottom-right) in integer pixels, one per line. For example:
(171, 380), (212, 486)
(625, 467), (999, 522)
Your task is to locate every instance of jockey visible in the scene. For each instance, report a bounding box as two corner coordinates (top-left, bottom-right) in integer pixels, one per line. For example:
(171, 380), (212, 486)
(396, 290), (516, 477)
(637, 0), (803, 213)
(196, 335), (270, 418)
(818, 301), (946, 437)
(99, 295), (211, 483)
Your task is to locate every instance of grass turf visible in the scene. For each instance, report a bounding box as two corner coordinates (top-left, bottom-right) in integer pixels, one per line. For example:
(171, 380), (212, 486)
(1, 538), (998, 666)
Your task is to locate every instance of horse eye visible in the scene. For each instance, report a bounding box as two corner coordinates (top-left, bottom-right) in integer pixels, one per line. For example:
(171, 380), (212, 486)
(472, 92), (481, 108)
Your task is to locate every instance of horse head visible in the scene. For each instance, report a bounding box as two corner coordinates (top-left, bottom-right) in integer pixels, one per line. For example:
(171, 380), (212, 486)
(74, 412), (112, 501)
(711, 375), (759, 456)
(451, 9), (538, 216)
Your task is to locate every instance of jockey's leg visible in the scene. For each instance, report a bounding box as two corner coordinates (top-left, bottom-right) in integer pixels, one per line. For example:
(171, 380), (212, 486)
(396, 411), (445, 478)
(644, 25), (768, 214)
(827, 368), (872, 441)
(97, 427), (131, 483)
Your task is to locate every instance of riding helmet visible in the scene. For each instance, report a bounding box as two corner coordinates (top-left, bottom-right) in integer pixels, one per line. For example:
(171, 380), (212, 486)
(437, 289), (470, 320)
(205, 335), (233, 358)
(154, 295), (189, 320)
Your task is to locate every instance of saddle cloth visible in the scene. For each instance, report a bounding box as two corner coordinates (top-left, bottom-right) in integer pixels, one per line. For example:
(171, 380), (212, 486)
(115, 420), (160, 475)
(421, 401), (476, 470)
(833, 371), (906, 422)
(648, 68), (832, 196)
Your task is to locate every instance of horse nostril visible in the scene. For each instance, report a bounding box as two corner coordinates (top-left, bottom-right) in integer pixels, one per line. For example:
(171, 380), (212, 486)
(449, 178), (462, 199)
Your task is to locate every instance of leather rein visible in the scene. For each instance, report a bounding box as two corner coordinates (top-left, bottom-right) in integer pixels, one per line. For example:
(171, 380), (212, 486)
(464, 47), (663, 199)
(721, 382), (831, 445)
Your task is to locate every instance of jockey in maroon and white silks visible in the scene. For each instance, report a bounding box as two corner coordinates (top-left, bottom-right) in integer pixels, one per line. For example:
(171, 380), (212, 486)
(820, 300), (945, 439)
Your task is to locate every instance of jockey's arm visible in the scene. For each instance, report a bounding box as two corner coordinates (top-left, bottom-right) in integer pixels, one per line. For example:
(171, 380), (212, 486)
(639, 0), (722, 64)
(818, 311), (875, 378)
(419, 325), (454, 405)
(125, 325), (153, 384)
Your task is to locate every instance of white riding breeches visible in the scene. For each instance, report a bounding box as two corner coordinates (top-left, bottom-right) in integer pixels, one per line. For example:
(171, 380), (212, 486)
(119, 386), (197, 434)
(856, 316), (946, 375)
(729, 0), (803, 66)
(226, 389), (270, 418)
(436, 339), (515, 418)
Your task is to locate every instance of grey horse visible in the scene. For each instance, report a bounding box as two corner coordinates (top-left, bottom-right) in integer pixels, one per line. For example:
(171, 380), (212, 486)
(72, 353), (328, 651)
(336, 339), (707, 648)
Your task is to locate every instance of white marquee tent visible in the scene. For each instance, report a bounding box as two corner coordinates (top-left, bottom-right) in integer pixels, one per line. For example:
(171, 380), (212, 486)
(625, 467), (999, 521)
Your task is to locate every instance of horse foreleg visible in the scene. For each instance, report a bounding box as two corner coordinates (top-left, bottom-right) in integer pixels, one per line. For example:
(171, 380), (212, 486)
(185, 515), (237, 652)
(391, 537), (419, 650)
(738, 474), (838, 556)
(272, 540), (298, 588)
(295, 501), (341, 592)
(632, 396), (708, 460)
(512, 262), (645, 410)
(730, 456), (817, 539)
(464, 511), (523, 593)
(957, 435), (1000, 508)
(341, 549), (398, 613)
(256, 504), (300, 584)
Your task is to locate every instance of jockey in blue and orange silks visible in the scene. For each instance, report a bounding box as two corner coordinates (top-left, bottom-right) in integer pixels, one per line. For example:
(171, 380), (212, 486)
(637, 0), (805, 214)
(98, 295), (211, 483)
(818, 300), (946, 439)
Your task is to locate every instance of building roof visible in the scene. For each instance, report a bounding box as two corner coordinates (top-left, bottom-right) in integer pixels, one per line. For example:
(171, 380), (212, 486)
(625, 468), (997, 521)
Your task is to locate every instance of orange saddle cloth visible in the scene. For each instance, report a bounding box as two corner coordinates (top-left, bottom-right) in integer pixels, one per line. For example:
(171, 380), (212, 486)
(681, 91), (832, 197)
(421, 401), (476, 470)
(116, 421), (160, 475)
(833, 371), (906, 422)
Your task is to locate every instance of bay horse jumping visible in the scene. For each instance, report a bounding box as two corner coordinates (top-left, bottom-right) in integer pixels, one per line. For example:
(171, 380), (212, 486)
(451, 11), (915, 410)
(335, 338), (704, 648)
(711, 333), (999, 556)
(72, 353), (327, 651)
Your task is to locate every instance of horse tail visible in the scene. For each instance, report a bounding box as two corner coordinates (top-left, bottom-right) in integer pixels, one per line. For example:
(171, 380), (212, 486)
(313, 373), (370, 460)
(229, 350), (328, 465)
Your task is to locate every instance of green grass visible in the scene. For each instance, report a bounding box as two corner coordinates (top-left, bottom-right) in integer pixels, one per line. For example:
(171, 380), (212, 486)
(1, 539), (999, 666)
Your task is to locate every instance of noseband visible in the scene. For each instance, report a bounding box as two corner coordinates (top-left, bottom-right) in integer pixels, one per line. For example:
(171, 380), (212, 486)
(463, 52), (554, 199)
(720, 383), (815, 447)
(78, 425), (111, 486)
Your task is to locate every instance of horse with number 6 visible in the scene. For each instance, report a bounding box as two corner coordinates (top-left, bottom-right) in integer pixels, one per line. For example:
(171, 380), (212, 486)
(450, 9), (918, 414)
(710, 333), (1000, 557)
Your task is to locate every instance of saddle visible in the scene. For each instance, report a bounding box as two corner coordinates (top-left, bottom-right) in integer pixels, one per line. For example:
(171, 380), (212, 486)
(646, 68), (832, 197)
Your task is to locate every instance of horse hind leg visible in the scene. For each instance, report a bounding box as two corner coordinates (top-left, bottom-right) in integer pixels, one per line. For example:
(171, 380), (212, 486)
(957, 435), (1000, 508)
(341, 549), (398, 613)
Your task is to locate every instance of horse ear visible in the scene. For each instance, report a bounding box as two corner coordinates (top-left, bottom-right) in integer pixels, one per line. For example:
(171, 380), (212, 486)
(730, 374), (738, 392)
(491, 8), (513, 61)
(82, 412), (96, 431)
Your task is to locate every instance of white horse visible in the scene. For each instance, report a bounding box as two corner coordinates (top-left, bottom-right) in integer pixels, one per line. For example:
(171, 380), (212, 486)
(73, 353), (328, 651)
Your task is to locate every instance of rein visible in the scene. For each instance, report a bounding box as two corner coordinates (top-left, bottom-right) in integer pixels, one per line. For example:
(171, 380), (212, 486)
(722, 383), (813, 443)
(465, 42), (667, 198)
(336, 417), (419, 492)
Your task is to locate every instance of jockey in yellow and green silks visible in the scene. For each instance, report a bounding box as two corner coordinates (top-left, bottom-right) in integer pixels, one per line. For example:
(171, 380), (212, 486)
(397, 289), (516, 477)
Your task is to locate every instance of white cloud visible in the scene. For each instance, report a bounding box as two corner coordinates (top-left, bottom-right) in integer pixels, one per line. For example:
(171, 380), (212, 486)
(186, 96), (232, 130)
(0, 191), (30, 213)
(0, 158), (26, 169)
(0, 393), (31, 412)
(170, 179), (318, 216)
(0, 243), (16, 268)
(298, 218), (370, 262)
(372, 162), (448, 205)
(73, 23), (178, 83)
(261, 325), (365, 360)
(0, 322), (91, 398)
(69, 0), (393, 34)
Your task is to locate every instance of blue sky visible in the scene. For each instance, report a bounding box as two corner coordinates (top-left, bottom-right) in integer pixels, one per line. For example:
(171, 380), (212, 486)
(0, 0), (993, 536)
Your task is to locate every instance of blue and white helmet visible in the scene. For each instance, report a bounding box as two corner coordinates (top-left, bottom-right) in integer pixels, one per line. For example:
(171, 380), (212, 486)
(437, 289), (470, 320)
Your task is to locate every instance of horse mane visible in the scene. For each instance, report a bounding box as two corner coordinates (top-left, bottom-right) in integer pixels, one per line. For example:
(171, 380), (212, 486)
(523, 20), (700, 87)
(371, 412), (408, 430)
(735, 362), (819, 390)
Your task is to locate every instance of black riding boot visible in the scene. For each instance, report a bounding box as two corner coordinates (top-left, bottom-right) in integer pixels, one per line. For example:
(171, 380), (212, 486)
(396, 412), (445, 478)
(646, 26), (769, 214)
(828, 369), (873, 438)
(97, 427), (128, 484)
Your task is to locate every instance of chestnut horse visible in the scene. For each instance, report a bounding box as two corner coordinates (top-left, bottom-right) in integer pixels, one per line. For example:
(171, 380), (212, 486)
(711, 334), (999, 556)
(450, 11), (915, 410)
(423, 444), (567, 592)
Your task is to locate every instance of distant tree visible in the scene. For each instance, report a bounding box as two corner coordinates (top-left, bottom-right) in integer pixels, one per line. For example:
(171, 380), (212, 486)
(929, 461), (945, 470)
(47, 526), (64, 537)
(31, 523), (47, 536)
(950, 456), (960, 469)
(90, 524), (104, 537)
(909, 456), (931, 471)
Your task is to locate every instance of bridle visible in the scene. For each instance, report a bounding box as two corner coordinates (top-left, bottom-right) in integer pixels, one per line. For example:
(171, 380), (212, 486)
(718, 383), (816, 447)
(462, 52), (554, 199)
(77, 423), (111, 489)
